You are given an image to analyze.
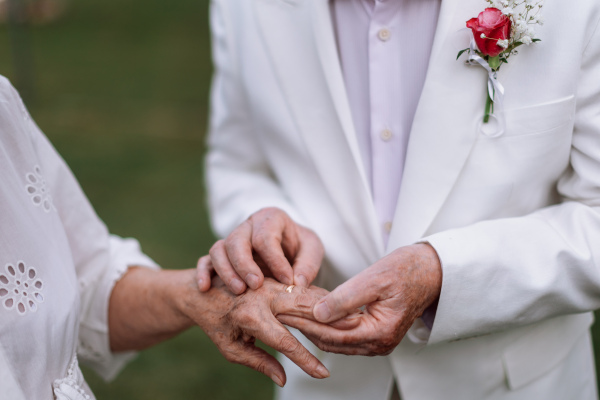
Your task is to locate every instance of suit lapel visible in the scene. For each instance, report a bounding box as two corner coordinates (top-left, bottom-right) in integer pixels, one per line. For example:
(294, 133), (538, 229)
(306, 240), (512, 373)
(387, 0), (487, 250)
(254, 0), (384, 262)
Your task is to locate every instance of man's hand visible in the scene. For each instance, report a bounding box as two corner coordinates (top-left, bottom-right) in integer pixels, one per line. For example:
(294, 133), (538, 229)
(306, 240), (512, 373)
(197, 207), (324, 294)
(277, 244), (442, 356)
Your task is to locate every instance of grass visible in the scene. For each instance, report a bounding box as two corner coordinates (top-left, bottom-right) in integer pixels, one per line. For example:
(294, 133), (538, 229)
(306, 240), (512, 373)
(0, 0), (599, 398)
(0, 0), (273, 398)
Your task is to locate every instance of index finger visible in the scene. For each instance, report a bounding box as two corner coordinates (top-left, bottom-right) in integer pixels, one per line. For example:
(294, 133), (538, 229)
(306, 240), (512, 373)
(277, 313), (374, 347)
(252, 219), (295, 286)
(225, 221), (266, 290)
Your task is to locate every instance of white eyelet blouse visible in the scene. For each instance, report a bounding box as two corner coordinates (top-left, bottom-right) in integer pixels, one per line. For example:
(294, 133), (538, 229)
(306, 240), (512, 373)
(0, 76), (158, 400)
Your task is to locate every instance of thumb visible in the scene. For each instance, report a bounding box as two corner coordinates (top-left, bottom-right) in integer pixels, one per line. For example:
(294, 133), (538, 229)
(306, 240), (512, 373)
(313, 273), (378, 323)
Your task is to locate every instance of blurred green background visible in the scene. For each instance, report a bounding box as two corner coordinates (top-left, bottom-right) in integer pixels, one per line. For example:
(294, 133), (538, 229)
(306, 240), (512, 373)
(1, 0), (600, 399)
(0, 0), (274, 398)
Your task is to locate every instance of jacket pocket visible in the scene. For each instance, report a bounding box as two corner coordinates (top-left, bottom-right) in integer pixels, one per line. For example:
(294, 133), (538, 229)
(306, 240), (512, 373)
(502, 312), (593, 390)
(499, 95), (576, 138)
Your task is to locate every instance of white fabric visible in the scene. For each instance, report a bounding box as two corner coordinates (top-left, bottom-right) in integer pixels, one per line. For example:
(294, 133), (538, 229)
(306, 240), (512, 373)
(206, 0), (600, 398)
(331, 0), (441, 242)
(0, 77), (159, 399)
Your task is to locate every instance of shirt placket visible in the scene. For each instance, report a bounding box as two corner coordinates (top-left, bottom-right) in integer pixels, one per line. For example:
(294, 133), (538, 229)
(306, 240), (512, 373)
(368, 0), (403, 243)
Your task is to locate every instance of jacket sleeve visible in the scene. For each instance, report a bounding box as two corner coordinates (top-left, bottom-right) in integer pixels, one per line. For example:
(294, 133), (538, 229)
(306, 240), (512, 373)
(425, 17), (600, 345)
(205, 0), (304, 238)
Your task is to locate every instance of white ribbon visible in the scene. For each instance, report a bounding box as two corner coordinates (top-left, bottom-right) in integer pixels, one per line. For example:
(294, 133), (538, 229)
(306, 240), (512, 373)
(466, 37), (505, 109)
(465, 35), (506, 137)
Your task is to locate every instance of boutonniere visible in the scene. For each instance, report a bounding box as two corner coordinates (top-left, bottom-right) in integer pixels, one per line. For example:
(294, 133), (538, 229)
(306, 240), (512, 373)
(457, 1), (544, 127)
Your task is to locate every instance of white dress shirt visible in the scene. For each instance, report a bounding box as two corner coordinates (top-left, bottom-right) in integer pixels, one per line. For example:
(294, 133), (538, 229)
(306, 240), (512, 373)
(0, 76), (158, 400)
(331, 0), (441, 242)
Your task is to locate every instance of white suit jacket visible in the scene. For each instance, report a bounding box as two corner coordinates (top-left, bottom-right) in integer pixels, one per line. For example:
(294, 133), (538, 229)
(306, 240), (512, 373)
(206, 0), (600, 399)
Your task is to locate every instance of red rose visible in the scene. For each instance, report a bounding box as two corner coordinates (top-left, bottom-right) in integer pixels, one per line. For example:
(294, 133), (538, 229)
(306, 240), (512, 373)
(467, 8), (512, 57)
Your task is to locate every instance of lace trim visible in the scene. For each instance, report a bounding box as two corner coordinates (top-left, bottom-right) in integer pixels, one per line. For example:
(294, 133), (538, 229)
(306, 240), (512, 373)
(53, 356), (91, 400)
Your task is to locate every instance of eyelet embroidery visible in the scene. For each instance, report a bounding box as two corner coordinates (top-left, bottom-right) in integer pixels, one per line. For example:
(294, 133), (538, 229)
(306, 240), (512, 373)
(0, 261), (44, 316)
(53, 356), (91, 400)
(25, 165), (54, 213)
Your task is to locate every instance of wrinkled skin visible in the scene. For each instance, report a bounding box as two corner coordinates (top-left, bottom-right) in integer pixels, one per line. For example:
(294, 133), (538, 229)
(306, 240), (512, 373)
(197, 207), (324, 294)
(181, 268), (358, 385)
(196, 207), (442, 358)
(277, 244), (442, 356)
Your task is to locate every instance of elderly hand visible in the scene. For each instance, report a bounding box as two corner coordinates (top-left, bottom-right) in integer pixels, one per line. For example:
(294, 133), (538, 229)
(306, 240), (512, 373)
(197, 207), (324, 294)
(184, 271), (337, 386)
(109, 266), (357, 387)
(277, 244), (442, 356)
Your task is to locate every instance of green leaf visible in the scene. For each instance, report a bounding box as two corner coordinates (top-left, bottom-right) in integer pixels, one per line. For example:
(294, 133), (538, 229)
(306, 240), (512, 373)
(456, 48), (470, 60)
(488, 56), (501, 70)
(510, 42), (524, 51)
(532, 38), (542, 43)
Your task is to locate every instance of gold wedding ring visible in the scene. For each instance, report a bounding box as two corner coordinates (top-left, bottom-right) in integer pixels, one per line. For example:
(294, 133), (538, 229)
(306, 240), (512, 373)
(285, 285), (295, 293)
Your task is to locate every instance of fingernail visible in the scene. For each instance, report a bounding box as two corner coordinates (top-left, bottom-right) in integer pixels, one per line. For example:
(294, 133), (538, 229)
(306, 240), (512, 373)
(295, 274), (308, 288)
(315, 364), (330, 379)
(231, 278), (245, 294)
(272, 374), (285, 387)
(314, 301), (331, 322)
(246, 274), (260, 290)
(197, 278), (204, 289)
(279, 274), (293, 286)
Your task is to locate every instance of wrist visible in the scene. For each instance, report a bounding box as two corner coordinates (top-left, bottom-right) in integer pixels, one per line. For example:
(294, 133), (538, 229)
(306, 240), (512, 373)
(411, 243), (443, 306)
(162, 269), (201, 331)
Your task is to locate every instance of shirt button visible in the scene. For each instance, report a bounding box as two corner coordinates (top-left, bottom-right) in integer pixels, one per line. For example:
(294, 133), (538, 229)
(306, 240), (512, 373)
(380, 129), (393, 141)
(384, 222), (393, 234)
(378, 28), (391, 42)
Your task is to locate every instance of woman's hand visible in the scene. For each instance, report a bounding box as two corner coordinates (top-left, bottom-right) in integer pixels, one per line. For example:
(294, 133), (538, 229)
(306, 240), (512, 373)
(181, 274), (333, 386)
(109, 267), (353, 387)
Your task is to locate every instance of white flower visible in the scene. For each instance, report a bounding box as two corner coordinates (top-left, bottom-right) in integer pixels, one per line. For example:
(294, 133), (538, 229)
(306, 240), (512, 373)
(497, 39), (509, 48)
(502, 7), (514, 15)
(521, 36), (533, 45)
(481, 33), (487, 39)
(516, 20), (528, 34)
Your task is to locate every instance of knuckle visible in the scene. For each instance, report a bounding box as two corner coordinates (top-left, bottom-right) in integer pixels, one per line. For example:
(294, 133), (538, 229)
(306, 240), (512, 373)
(230, 307), (254, 327)
(294, 294), (316, 310)
(262, 206), (284, 218)
(239, 313), (256, 327)
(339, 335), (355, 346)
(253, 232), (274, 252)
(277, 335), (301, 354)
(226, 351), (244, 365)
(223, 234), (237, 249)
(253, 360), (269, 375)
(209, 240), (225, 256)
(319, 333), (338, 346)
(373, 331), (398, 355)
(379, 347), (395, 356)
(196, 255), (209, 269)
